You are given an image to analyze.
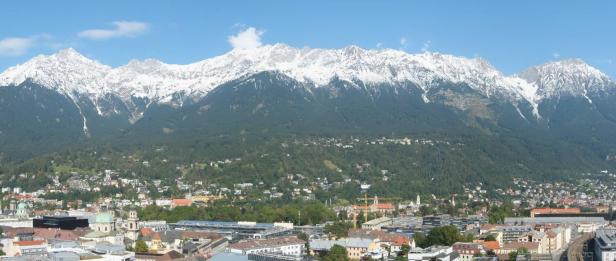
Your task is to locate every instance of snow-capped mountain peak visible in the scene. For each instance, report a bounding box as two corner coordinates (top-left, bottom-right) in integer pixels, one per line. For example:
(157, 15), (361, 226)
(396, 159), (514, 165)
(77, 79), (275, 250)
(1, 45), (614, 120)
(517, 59), (614, 99)
(0, 48), (111, 97)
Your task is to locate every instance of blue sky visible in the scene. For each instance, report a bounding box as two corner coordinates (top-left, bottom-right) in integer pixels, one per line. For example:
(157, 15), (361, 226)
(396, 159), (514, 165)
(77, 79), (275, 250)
(1, 1), (615, 77)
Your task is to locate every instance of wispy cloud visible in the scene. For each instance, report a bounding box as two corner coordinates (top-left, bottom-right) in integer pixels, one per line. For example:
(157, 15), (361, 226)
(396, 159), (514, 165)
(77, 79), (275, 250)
(0, 37), (34, 56)
(376, 42), (383, 49)
(0, 34), (51, 56)
(399, 37), (408, 49)
(78, 21), (148, 40)
(552, 52), (560, 59)
(228, 27), (264, 50)
(421, 40), (432, 52)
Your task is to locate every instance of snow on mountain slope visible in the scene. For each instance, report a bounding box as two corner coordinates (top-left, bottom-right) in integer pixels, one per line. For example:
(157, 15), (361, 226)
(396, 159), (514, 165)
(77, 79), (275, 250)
(0, 48), (111, 99)
(0, 44), (613, 119)
(517, 59), (614, 103)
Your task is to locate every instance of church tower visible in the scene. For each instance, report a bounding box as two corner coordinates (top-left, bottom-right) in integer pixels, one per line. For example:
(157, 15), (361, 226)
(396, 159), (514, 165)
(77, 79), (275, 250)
(127, 209), (139, 240)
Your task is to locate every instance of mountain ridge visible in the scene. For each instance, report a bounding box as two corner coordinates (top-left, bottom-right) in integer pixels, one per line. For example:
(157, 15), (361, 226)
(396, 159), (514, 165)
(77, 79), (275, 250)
(1, 45), (613, 121)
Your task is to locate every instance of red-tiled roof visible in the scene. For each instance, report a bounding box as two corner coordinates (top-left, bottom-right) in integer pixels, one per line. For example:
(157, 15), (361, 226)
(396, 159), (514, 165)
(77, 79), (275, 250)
(141, 227), (154, 237)
(348, 229), (410, 245)
(482, 241), (500, 250)
(172, 199), (192, 206)
(530, 208), (580, 215)
(34, 228), (81, 241)
(13, 194), (33, 200)
(14, 240), (45, 246)
(375, 203), (394, 209)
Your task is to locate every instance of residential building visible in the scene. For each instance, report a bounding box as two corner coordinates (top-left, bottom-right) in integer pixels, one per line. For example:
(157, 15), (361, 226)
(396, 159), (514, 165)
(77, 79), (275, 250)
(347, 229), (414, 253)
(452, 242), (485, 261)
(407, 246), (459, 261)
(310, 238), (380, 260)
(496, 242), (543, 255)
(227, 236), (305, 256)
(5, 240), (47, 256)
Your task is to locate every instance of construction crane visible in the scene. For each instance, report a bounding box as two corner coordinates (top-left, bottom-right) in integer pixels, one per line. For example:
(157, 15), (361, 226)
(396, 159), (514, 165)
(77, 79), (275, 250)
(354, 194), (401, 224)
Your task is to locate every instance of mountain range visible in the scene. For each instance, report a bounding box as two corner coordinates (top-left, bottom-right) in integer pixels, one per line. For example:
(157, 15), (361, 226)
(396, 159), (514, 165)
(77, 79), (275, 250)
(1, 45), (616, 177)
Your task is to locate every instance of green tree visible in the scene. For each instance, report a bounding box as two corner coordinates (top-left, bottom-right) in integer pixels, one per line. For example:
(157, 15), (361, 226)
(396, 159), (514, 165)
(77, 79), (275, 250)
(414, 232), (429, 248)
(324, 221), (352, 238)
(322, 244), (349, 261)
(419, 205), (434, 216)
(134, 240), (149, 253)
(297, 233), (310, 256)
(400, 244), (411, 256)
(508, 247), (528, 261)
(488, 201), (514, 224)
(427, 225), (465, 246)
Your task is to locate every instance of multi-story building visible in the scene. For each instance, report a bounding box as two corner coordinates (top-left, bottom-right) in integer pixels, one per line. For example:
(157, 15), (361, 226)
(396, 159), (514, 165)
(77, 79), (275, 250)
(227, 236), (306, 256)
(595, 228), (616, 261)
(422, 215), (452, 227)
(452, 242), (485, 261)
(4, 240), (48, 256)
(310, 238), (380, 260)
(496, 225), (534, 243)
(407, 246), (459, 261)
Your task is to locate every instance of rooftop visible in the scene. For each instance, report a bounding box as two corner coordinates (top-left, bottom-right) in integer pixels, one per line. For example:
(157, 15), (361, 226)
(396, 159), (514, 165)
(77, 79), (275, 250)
(504, 216), (606, 225)
(310, 238), (375, 250)
(531, 208), (580, 215)
(14, 240), (46, 247)
(596, 228), (616, 249)
(363, 217), (392, 225)
(229, 236), (305, 250)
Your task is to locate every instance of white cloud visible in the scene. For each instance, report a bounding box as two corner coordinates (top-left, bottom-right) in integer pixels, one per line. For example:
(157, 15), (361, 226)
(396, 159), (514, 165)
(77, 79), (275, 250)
(0, 34), (51, 56)
(552, 52), (560, 59)
(421, 40), (432, 52)
(228, 27), (264, 50)
(0, 37), (34, 56)
(78, 21), (148, 40)
(399, 37), (408, 49)
(376, 42), (383, 49)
